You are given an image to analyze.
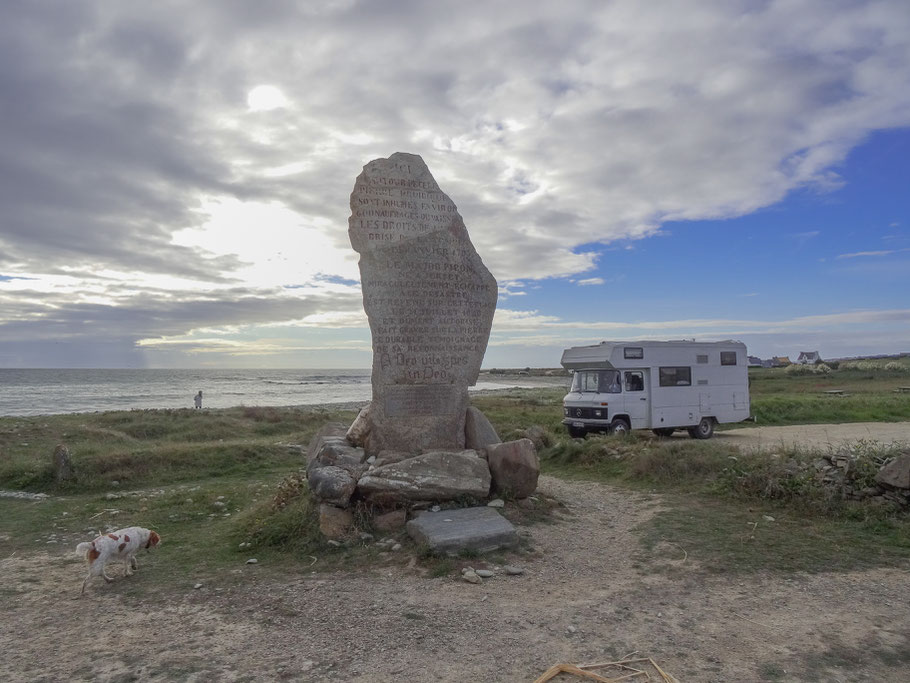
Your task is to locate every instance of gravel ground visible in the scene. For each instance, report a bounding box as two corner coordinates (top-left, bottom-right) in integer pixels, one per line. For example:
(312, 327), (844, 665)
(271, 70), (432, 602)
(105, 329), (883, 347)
(2, 472), (908, 682)
(716, 421), (910, 451)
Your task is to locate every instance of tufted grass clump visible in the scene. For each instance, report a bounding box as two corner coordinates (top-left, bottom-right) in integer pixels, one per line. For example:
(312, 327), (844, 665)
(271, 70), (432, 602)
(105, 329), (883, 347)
(232, 472), (324, 553)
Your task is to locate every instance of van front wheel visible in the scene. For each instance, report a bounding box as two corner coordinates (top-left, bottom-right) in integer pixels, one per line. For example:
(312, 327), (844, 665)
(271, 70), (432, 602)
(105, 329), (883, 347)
(688, 417), (715, 439)
(609, 418), (630, 436)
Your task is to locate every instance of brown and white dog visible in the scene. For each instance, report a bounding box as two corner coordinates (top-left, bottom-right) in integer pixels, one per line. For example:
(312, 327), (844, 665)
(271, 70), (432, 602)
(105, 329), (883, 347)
(75, 526), (161, 594)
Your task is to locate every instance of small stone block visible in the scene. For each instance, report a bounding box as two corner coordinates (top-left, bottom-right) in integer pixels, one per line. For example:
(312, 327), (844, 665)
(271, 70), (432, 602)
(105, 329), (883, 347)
(406, 506), (518, 556)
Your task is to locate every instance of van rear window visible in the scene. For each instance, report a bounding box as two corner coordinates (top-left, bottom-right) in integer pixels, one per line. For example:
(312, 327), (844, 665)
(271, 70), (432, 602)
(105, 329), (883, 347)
(659, 367), (692, 387)
(721, 351), (737, 365)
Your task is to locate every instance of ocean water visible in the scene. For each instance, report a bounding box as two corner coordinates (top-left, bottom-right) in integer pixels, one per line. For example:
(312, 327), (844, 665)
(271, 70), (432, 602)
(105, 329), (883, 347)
(0, 368), (554, 417)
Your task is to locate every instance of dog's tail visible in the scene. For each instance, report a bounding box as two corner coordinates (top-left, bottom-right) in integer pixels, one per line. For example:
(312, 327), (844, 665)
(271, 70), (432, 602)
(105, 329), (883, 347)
(75, 541), (92, 558)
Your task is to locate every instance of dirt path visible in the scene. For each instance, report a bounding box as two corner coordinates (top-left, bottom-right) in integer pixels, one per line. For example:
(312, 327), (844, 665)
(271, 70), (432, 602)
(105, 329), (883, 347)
(2, 475), (908, 682)
(717, 421), (910, 451)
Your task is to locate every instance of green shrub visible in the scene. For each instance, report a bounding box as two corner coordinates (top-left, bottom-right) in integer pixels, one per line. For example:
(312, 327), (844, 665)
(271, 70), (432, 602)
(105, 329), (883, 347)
(233, 472), (324, 552)
(785, 363), (830, 376)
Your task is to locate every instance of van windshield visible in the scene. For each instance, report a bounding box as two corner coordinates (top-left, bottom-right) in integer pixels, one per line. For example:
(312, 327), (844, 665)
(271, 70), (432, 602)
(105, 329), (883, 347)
(570, 369), (621, 393)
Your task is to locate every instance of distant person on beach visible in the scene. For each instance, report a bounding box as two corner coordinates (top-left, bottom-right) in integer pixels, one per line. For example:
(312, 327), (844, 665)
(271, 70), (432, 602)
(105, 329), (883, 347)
(194, 391), (203, 409)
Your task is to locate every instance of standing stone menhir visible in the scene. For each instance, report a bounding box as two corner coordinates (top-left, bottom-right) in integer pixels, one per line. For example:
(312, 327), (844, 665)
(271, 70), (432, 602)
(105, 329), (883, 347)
(303, 152), (539, 546)
(348, 152), (498, 456)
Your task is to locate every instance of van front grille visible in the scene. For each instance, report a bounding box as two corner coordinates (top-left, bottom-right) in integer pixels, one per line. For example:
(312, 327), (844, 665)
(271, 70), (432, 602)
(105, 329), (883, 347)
(564, 406), (607, 419)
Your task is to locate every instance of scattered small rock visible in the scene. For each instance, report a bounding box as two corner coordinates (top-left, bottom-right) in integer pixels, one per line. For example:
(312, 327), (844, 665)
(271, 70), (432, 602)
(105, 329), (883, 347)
(194, 583), (203, 589)
(504, 565), (524, 576)
(462, 570), (482, 584)
(246, 558), (258, 564)
(373, 508), (407, 532)
(391, 543), (402, 552)
(487, 499), (505, 508)
(0, 491), (49, 501)
(763, 515), (775, 522)
(475, 569), (494, 578)
(327, 540), (342, 547)
(566, 625), (577, 634)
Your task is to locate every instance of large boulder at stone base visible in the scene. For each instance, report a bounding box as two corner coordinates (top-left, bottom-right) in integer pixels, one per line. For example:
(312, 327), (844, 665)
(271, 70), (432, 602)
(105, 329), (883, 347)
(373, 450), (413, 467)
(407, 506), (518, 555)
(308, 465), (357, 507)
(464, 406), (501, 451)
(876, 453), (910, 489)
(306, 422), (349, 465)
(486, 438), (540, 498)
(319, 504), (354, 540)
(356, 450), (491, 504)
(308, 438), (367, 478)
(373, 508), (407, 532)
(346, 403), (373, 448)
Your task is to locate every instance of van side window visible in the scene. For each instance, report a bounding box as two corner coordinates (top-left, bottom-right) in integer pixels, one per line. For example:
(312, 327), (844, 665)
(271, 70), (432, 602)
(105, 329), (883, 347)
(659, 367), (692, 387)
(624, 371), (644, 392)
(720, 351), (737, 365)
(623, 347), (643, 359)
(696, 354), (708, 364)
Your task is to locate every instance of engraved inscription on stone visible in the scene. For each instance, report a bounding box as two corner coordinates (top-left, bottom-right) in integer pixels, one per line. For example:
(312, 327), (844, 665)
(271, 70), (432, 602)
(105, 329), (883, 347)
(349, 152), (498, 454)
(383, 385), (462, 418)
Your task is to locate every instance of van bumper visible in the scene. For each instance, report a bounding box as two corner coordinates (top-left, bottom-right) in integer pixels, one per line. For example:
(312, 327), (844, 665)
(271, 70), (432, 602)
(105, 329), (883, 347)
(562, 418), (612, 430)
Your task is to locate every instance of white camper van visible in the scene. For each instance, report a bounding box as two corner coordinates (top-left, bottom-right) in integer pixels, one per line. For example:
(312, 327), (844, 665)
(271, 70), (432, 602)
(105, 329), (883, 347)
(560, 340), (751, 438)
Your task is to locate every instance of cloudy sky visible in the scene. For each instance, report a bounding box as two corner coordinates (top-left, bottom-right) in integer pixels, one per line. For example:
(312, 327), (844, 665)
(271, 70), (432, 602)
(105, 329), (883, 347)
(1, 0), (908, 369)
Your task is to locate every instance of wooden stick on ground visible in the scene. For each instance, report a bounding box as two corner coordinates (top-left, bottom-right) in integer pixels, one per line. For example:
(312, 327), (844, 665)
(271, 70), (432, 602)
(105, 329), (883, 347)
(649, 658), (680, 683)
(532, 662), (625, 683)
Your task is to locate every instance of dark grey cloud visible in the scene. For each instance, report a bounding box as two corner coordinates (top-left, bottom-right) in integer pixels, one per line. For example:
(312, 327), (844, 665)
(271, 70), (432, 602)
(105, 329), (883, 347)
(0, 2), (236, 277)
(0, 0), (907, 366)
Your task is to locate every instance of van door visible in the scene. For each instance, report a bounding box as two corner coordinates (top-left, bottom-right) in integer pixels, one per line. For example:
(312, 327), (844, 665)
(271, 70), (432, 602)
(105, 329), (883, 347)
(623, 370), (649, 429)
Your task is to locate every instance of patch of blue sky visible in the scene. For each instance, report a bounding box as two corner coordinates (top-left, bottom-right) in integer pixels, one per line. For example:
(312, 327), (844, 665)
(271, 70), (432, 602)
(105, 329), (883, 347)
(512, 128), (909, 328)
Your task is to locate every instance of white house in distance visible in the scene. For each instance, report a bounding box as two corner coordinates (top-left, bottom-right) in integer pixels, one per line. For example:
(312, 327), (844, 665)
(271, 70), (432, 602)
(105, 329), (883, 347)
(796, 351), (822, 364)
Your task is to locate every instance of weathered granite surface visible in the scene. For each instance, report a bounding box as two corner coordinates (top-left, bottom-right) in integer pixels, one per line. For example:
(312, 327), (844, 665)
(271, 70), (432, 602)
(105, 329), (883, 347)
(487, 438), (540, 498)
(306, 422), (349, 465)
(464, 406), (501, 452)
(876, 453), (910, 489)
(406, 506), (518, 555)
(318, 504), (354, 540)
(308, 438), (367, 477)
(356, 450), (491, 503)
(308, 466), (357, 507)
(349, 152), (497, 455)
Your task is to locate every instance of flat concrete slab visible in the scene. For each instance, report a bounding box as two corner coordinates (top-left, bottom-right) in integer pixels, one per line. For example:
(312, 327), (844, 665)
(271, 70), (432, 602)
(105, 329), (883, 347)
(406, 506), (518, 555)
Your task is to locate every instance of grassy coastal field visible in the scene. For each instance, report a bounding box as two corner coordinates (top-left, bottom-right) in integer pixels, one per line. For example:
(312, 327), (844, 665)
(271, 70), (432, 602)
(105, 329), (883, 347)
(1, 358), (909, 581)
(747, 356), (910, 425)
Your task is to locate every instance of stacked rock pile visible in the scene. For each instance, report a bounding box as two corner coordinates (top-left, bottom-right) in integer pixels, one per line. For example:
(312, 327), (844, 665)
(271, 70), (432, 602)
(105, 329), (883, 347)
(306, 406), (539, 539)
(797, 451), (910, 508)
